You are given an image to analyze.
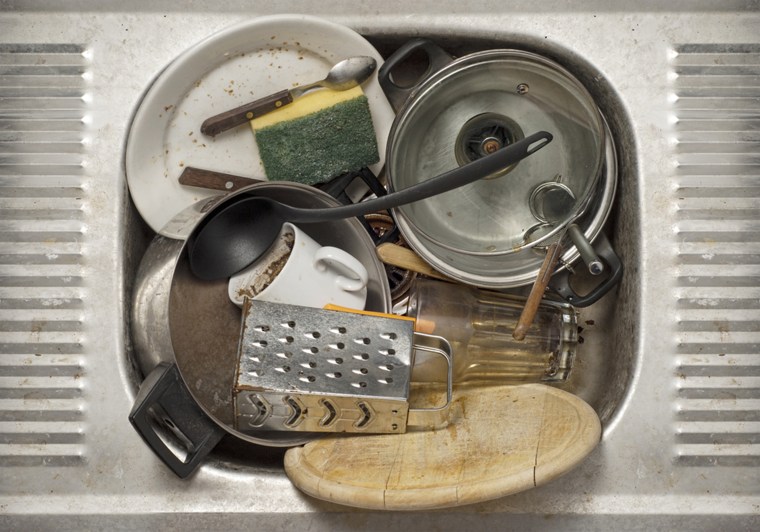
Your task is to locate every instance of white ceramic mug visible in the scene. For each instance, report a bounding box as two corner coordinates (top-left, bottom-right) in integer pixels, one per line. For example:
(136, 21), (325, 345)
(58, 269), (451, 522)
(228, 222), (368, 310)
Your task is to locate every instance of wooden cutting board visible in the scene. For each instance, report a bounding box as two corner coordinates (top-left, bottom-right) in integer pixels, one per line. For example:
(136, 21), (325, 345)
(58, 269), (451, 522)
(284, 384), (601, 510)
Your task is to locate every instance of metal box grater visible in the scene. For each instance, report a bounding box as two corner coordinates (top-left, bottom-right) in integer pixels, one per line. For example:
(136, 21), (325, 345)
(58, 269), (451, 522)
(234, 300), (452, 434)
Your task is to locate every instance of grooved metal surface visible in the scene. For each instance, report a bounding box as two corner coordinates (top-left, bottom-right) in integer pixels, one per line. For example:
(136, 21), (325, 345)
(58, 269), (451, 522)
(673, 43), (760, 467)
(0, 7), (758, 528)
(0, 43), (88, 468)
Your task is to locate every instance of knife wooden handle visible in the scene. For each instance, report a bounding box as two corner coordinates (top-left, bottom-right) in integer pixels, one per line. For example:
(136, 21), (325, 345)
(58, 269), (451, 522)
(200, 88), (294, 136)
(178, 166), (261, 192)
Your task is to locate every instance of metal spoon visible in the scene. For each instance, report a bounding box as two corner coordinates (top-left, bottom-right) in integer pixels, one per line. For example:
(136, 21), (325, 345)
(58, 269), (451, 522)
(188, 131), (553, 280)
(200, 56), (377, 137)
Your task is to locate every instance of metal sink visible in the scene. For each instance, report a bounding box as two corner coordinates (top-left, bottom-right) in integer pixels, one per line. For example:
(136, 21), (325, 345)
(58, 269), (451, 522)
(1, 3), (758, 528)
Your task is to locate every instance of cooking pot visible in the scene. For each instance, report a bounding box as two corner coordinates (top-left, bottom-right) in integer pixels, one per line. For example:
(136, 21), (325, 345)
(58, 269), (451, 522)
(129, 182), (392, 478)
(378, 39), (621, 302)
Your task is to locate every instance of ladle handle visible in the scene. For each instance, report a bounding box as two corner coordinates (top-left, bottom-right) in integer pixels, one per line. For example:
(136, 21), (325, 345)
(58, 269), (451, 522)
(287, 131), (553, 223)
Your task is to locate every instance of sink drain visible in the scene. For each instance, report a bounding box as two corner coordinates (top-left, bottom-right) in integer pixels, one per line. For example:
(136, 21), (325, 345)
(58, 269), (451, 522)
(454, 112), (524, 178)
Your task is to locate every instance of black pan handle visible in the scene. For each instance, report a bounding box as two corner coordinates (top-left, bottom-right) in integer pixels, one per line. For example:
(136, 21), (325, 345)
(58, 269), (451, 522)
(378, 38), (454, 112)
(549, 232), (623, 308)
(128, 362), (226, 479)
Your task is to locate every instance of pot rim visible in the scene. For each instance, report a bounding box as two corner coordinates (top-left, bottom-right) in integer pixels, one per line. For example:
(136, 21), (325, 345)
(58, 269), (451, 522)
(392, 115), (617, 288)
(387, 48), (607, 257)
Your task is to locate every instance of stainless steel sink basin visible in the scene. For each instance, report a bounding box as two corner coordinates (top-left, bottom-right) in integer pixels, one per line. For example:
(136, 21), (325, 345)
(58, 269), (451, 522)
(1, 3), (758, 528)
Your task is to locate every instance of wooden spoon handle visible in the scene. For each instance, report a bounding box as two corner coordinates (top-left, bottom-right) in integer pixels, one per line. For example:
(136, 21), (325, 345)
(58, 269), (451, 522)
(513, 241), (564, 341)
(376, 243), (451, 281)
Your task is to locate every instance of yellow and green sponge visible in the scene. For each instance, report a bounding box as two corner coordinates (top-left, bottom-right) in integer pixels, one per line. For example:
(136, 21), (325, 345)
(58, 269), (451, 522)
(250, 86), (379, 185)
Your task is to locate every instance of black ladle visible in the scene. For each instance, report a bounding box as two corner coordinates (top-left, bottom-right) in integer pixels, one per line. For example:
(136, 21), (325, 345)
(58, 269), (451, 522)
(188, 130), (553, 280)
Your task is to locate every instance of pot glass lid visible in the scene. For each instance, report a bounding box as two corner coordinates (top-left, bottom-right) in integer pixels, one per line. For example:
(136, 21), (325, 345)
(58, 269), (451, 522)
(389, 50), (605, 255)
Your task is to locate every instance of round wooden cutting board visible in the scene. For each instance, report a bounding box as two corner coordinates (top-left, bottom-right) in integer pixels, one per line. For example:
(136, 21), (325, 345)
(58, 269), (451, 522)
(284, 383), (601, 510)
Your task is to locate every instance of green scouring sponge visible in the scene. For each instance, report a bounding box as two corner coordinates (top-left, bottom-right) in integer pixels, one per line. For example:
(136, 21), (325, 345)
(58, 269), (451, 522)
(250, 85), (380, 184)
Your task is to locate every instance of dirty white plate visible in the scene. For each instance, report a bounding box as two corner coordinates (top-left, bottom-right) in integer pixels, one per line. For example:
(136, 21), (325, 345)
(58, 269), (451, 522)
(125, 15), (394, 238)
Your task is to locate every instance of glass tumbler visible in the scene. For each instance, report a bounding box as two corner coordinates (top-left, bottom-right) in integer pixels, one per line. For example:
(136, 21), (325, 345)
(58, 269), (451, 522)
(407, 278), (578, 385)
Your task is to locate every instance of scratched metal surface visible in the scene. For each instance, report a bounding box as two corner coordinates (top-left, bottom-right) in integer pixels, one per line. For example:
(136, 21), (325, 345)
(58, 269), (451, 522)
(0, 3), (759, 529)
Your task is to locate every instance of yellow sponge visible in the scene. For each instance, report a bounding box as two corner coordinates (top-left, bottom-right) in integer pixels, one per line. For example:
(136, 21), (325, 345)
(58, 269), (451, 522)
(250, 86), (379, 184)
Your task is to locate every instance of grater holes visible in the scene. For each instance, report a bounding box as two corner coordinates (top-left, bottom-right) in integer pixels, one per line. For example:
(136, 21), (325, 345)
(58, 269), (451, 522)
(284, 396), (303, 427)
(379, 348), (396, 356)
(300, 346), (319, 354)
(282, 320), (296, 329)
(326, 372), (342, 379)
(328, 357), (344, 365)
(330, 326), (348, 334)
(254, 325), (271, 332)
(298, 375), (316, 383)
(354, 337), (371, 345)
(320, 399), (338, 427)
(329, 342), (346, 350)
(380, 332), (398, 340)
(279, 336), (294, 344)
(251, 340), (268, 348)
(353, 353), (370, 361)
(351, 381), (368, 389)
(305, 331), (321, 339)
(300, 361), (317, 369)
(379, 364), (394, 371)
(247, 355), (261, 363)
(275, 365), (291, 373)
(378, 377), (394, 384)
(275, 351), (293, 359)
(355, 402), (372, 427)
(244, 394), (271, 427)
(353, 368), (369, 375)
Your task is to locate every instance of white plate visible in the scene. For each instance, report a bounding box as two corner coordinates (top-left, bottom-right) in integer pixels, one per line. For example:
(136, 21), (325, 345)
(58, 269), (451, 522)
(125, 15), (394, 238)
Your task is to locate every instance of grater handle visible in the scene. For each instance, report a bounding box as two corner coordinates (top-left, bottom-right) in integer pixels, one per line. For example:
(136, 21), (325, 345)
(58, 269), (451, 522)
(406, 332), (453, 430)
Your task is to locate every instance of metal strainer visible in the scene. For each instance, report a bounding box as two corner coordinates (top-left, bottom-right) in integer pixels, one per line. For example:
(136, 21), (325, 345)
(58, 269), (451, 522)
(234, 300), (452, 434)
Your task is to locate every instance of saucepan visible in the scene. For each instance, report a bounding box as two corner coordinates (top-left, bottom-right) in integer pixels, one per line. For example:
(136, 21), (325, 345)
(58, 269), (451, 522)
(378, 39), (622, 304)
(128, 182), (393, 478)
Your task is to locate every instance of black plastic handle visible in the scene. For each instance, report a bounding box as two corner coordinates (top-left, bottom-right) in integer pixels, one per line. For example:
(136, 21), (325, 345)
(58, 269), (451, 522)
(549, 232), (623, 307)
(283, 131), (552, 223)
(128, 363), (226, 479)
(378, 38), (454, 112)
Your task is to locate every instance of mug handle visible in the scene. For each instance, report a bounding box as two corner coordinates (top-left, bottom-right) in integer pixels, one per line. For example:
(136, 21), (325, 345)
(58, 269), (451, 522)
(314, 247), (369, 293)
(378, 38), (455, 112)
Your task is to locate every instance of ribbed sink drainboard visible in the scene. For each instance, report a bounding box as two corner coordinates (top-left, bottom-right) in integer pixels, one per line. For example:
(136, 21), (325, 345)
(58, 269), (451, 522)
(672, 43), (760, 467)
(0, 43), (88, 467)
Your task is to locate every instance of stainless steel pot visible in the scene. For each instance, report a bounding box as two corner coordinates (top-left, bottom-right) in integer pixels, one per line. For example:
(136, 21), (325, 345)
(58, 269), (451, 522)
(378, 39), (621, 302)
(129, 182), (393, 478)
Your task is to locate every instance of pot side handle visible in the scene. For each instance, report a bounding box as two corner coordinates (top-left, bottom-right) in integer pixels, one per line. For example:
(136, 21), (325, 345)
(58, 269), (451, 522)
(549, 232), (623, 308)
(378, 38), (454, 113)
(128, 362), (226, 479)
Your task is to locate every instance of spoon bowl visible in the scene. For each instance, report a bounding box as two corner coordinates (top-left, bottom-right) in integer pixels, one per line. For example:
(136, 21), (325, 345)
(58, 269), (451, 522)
(291, 56), (377, 96)
(188, 131), (553, 280)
